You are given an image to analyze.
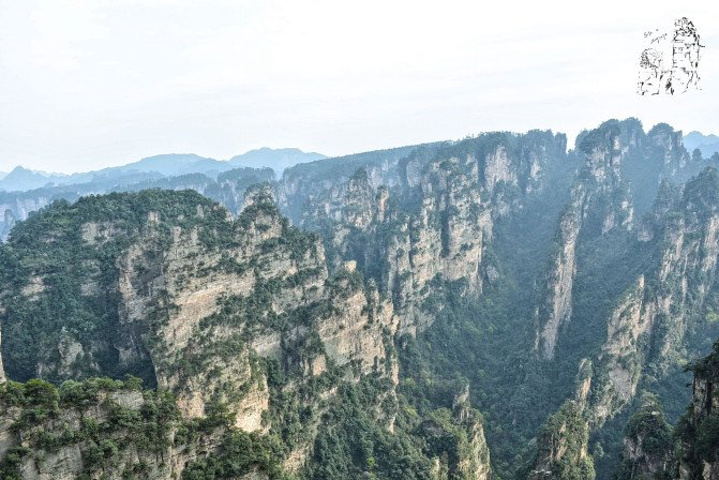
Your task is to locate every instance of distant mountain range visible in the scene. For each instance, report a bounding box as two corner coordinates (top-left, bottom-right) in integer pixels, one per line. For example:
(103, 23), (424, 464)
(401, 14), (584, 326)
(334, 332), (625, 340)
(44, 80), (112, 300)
(6, 119), (719, 480)
(228, 147), (325, 171)
(683, 131), (719, 158)
(0, 148), (325, 193)
(4, 135), (716, 194)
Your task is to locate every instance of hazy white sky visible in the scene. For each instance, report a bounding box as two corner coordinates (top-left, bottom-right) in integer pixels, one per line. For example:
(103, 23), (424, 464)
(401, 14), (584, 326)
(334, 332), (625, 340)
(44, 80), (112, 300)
(0, 0), (717, 173)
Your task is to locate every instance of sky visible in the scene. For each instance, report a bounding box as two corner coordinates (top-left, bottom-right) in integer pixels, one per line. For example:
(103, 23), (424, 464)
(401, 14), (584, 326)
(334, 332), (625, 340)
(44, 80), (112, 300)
(0, 0), (717, 174)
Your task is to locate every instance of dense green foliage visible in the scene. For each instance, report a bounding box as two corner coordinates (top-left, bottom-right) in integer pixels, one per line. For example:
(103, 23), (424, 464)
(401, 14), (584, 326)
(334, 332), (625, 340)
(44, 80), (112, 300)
(613, 393), (674, 480)
(307, 375), (433, 480)
(182, 431), (289, 480)
(0, 166), (275, 237)
(0, 189), (232, 383)
(384, 136), (576, 478)
(5, 120), (719, 480)
(0, 376), (178, 480)
(291, 125), (719, 480)
(675, 340), (719, 477)
(521, 401), (596, 480)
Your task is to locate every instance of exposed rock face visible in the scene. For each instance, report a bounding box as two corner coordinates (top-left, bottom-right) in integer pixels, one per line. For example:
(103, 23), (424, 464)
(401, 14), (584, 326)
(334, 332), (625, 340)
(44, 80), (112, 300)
(528, 125), (719, 474)
(527, 401), (595, 480)
(0, 197), (51, 229)
(580, 167), (719, 433)
(421, 393), (492, 480)
(0, 196), (61, 243)
(0, 324), (5, 383)
(537, 120), (634, 360)
(5, 118), (719, 479)
(609, 340), (719, 479)
(385, 153), (489, 333)
(676, 342), (719, 480)
(282, 131), (568, 334)
(590, 276), (654, 425)
(2, 209), (16, 239)
(271, 123), (717, 477)
(537, 191), (582, 359)
(275, 145), (420, 222)
(0, 168), (275, 241)
(0, 189), (412, 479)
(651, 172), (719, 363)
(0, 379), (225, 480)
(15, 190), (398, 434)
(452, 403), (492, 480)
(613, 393), (674, 480)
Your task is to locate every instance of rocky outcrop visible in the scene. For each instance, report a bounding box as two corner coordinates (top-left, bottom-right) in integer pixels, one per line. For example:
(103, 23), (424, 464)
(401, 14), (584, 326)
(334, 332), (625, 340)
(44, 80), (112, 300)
(132, 198), (392, 430)
(452, 400), (492, 480)
(2, 209), (16, 239)
(613, 393), (674, 480)
(0, 324), (5, 383)
(421, 390), (492, 480)
(652, 169), (719, 363)
(0, 378), (225, 480)
(587, 167), (719, 429)
(537, 191), (582, 360)
(676, 341), (719, 480)
(386, 153), (490, 332)
(608, 338), (719, 479)
(276, 145), (423, 222)
(285, 131), (568, 334)
(292, 155), (488, 334)
(539, 121), (711, 372)
(0, 197), (51, 241)
(0, 188), (406, 478)
(589, 276), (654, 425)
(526, 401), (595, 480)
(0, 197), (51, 225)
(537, 121), (634, 360)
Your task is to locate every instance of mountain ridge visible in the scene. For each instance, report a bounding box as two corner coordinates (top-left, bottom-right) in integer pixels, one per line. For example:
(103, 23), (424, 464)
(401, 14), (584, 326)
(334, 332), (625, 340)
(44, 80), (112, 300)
(2, 118), (719, 479)
(0, 148), (325, 193)
(684, 131), (719, 159)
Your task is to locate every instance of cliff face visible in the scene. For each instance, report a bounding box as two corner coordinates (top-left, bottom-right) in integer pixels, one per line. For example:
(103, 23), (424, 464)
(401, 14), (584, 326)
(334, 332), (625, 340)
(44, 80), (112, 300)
(0, 192), (333, 473)
(536, 120), (701, 364)
(276, 121), (713, 478)
(424, 399), (492, 480)
(0, 197), (51, 241)
(275, 145), (423, 222)
(610, 339), (719, 480)
(536, 190), (582, 360)
(583, 167), (719, 434)
(590, 276), (654, 425)
(676, 341), (719, 480)
(281, 131), (569, 334)
(381, 152), (490, 333)
(522, 123), (719, 473)
(4, 118), (719, 479)
(537, 120), (635, 360)
(0, 379), (204, 480)
(111, 190), (394, 432)
(452, 401), (492, 480)
(613, 393), (674, 480)
(0, 376), (291, 480)
(0, 187), (491, 479)
(0, 324), (5, 383)
(526, 401), (595, 480)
